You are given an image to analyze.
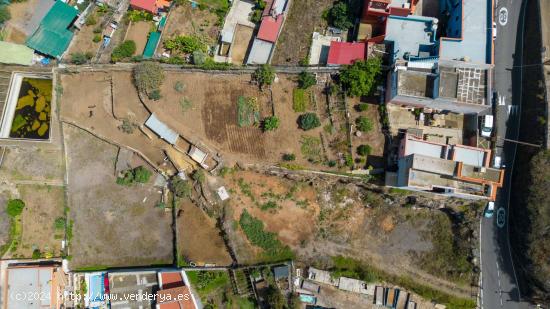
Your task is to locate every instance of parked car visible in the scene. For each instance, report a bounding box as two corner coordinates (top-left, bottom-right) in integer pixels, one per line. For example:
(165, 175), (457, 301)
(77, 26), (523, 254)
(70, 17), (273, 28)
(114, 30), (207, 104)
(493, 21), (497, 39)
(485, 202), (495, 218)
(481, 115), (494, 138)
(494, 155), (502, 168)
(497, 208), (506, 228)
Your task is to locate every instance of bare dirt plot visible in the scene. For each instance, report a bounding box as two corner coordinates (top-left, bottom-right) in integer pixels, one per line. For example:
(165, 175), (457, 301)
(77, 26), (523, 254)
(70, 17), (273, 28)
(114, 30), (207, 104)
(222, 171), (320, 263)
(158, 3), (220, 54)
(59, 71), (173, 170)
(4, 184), (65, 259)
(0, 146), (64, 182)
(125, 21), (152, 55)
(231, 25), (254, 64)
(63, 124), (173, 268)
(271, 0), (333, 65)
(177, 199), (232, 266)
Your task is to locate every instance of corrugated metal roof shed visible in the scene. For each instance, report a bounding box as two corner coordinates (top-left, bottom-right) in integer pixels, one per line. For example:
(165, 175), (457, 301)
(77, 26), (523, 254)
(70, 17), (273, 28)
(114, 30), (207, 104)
(145, 113), (179, 145)
(143, 31), (161, 58)
(26, 1), (78, 58)
(0, 42), (34, 65)
(246, 38), (273, 64)
(273, 265), (290, 280)
(6, 266), (54, 309)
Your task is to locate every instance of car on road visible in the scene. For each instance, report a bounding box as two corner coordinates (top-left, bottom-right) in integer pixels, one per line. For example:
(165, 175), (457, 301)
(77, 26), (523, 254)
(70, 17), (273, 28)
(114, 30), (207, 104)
(494, 155), (502, 168)
(485, 201), (495, 218)
(481, 115), (494, 138)
(497, 208), (506, 228)
(492, 21), (497, 39)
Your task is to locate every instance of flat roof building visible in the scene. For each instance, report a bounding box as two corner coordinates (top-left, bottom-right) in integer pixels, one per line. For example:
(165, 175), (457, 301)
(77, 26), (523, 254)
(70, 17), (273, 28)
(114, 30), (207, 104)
(3, 265), (64, 309)
(392, 134), (503, 200)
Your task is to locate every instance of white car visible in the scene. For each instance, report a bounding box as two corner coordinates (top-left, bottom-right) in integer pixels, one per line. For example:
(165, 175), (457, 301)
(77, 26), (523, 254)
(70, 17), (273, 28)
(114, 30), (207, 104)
(481, 115), (494, 138)
(494, 156), (502, 168)
(493, 22), (497, 39)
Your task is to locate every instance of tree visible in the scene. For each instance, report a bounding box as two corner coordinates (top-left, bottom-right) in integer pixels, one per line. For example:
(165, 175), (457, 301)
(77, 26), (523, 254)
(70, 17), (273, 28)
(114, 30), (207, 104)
(262, 116), (280, 131)
(357, 144), (372, 156)
(356, 116), (373, 132)
(299, 113), (321, 130)
(288, 292), (301, 309)
(70, 52), (93, 64)
(0, 5), (10, 24)
(254, 64), (275, 89)
(6, 199), (25, 217)
(133, 62), (165, 96)
(85, 13), (97, 26)
(264, 285), (285, 309)
(171, 177), (191, 198)
(340, 57), (382, 97)
(298, 71), (316, 89)
(327, 2), (353, 30)
(111, 40), (136, 62)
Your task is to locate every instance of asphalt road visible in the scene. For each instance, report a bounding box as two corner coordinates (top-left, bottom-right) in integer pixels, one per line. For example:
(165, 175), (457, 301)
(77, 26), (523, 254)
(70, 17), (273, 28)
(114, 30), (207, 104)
(480, 0), (532, 308)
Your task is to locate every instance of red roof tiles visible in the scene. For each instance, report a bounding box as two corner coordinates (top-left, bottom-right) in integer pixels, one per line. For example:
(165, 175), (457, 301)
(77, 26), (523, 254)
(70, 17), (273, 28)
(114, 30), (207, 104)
(257, 15), (284, 43)
(327, 41), (366, 65)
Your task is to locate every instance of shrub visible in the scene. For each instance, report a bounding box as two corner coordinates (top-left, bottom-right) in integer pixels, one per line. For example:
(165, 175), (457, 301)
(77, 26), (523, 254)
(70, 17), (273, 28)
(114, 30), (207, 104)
(148, 89), (162, 101)
(192, 50), (206, 65)
(0, 5), (11, 24)
(340, 58), (382, 97)
(92, 34), (102, 43)
(70, 52), (93, 64)
(171, 177), (191, 198)
(54, 217), (65, 230)
(7, 199), (25, 217)
(174, 81), (185, 93)
(357, 103), (369, 112)
(85, 14), (97, 26)
(111, 40), (136, 62)
(254, 64), (275, 89)
(299, 113), (321, 131)
(357, 144), (372, 156)
(356, 116), (373, 132)
(133, 166), (152, 183)
(262, 116), (280, 131)
(282, 153), (296, 161)
(133, 62), (165, 95)
(32, 249), (42, 259)
(298, 71), (316, 89)
(127, 10), (153, 22)
(192, 170), (205, 183)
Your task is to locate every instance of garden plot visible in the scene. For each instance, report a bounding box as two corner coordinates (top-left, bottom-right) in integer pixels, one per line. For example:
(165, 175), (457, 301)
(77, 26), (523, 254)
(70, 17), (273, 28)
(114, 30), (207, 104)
(66, 6), (111, 58)
(3, 184), (65, 259)
(63, 124), (173, 269)
(348, 98), (385, 169)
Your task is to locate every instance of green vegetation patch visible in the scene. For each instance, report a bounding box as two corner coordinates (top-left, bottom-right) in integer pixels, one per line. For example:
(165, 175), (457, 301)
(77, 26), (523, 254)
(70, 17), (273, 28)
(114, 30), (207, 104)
(237, 96), (260, 127)
(116, 166), (152, 186)
(300, 135), (323, 163)
(239, 209), (293, 262)
(292, 88), (310, 112)
(187, 270), (230, 299)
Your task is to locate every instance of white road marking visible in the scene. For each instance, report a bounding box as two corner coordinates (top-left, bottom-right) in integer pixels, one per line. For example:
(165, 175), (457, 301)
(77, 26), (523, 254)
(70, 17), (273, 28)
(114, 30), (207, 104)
(499, 7), (509, 26)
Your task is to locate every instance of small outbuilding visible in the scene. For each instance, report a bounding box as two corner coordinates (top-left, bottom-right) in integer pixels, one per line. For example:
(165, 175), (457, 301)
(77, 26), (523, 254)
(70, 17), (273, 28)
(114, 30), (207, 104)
(273, 265), (290, 281)
(0, 42), (34, 66)
(145, 113), (179, 145)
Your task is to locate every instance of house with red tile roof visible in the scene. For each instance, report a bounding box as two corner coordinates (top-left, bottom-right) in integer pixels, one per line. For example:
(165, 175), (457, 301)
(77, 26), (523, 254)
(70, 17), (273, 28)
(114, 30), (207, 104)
(156, 271), (197, 309)
(246, 0), (288, 64)
(256, 15), (284, 43)
(130, 0), (170, 15)
(327, 41), (367, 65)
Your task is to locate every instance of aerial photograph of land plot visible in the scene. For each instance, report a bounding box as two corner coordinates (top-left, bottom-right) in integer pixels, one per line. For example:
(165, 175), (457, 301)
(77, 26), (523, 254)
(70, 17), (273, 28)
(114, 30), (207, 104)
(0, 0), (548, 308)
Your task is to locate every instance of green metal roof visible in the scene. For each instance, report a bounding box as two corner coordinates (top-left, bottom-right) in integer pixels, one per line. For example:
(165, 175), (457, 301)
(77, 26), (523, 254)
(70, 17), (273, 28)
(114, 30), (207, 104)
(0, 41), (34, 65)
(142, 31), (161, 59)
(158, 16), (167, 30)
(26, 1), (78, 58)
